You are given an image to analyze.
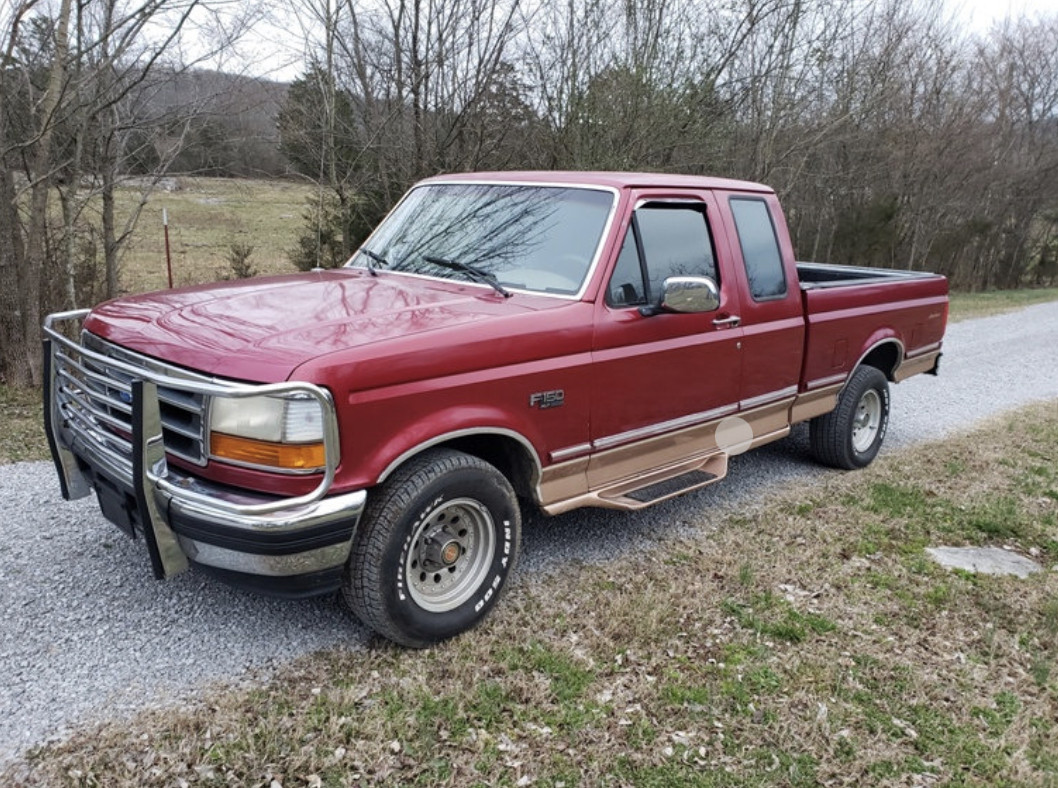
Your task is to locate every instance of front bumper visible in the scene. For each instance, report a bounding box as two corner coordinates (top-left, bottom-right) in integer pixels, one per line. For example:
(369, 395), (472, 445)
(43, 310), (365, 597)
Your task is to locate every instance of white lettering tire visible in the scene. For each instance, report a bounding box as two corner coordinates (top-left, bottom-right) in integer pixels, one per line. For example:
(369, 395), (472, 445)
(343, 449), (521, 648)
(809, 365), (890, 470)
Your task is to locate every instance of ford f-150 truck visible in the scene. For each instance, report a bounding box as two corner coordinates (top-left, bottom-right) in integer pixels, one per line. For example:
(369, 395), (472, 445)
(43, 171), (948, 646)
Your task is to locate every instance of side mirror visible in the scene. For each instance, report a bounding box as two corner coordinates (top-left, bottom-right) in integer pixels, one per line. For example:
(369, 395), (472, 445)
(640, 276), (720, 316)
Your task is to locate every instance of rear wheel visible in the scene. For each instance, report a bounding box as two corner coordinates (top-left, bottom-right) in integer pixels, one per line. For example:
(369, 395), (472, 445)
(343, 449), (521, 647)
(809, 365), (890, 470)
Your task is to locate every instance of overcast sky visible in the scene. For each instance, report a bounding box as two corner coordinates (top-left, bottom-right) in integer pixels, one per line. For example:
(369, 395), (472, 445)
(954, 0), (1057, 29)
(226, 0), (1058, 83)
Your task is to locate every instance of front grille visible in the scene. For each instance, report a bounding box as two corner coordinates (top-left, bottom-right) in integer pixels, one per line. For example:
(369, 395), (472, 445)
(53, 333), (211, 468)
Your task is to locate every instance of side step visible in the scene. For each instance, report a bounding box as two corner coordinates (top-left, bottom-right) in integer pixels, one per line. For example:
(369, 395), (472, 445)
(624, 469), (717, 503)
(596, 453), (729, 510)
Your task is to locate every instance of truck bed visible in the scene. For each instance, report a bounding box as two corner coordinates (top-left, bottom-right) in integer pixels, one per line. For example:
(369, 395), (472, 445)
(797, 261), (942, 289)
(797, 262), (948, 392)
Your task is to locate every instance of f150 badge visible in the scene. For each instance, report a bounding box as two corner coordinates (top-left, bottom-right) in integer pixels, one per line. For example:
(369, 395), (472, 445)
(529, 390), (565, 409)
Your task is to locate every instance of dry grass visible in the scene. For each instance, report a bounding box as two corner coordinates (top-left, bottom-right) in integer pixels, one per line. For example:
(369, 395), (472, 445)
(104, 177), (315, 295)
(4, 402), (1057, 787)
(0, 385), (49, 464)
(948, 287), (1058, 322)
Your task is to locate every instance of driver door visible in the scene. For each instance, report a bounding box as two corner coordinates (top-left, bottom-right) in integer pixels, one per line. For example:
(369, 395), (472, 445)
(588, 192), (743, 487)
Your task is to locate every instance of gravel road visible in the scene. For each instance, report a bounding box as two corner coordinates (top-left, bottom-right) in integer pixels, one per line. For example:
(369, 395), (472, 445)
(3, 301), (1058, 765)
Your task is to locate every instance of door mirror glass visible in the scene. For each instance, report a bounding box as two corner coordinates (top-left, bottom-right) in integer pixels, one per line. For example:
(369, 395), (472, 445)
(658, 276), (720, 314)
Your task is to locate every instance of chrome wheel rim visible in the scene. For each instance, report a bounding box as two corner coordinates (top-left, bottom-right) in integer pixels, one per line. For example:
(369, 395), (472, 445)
(406, 497), (496, 612)
(851, 389), (882, 453)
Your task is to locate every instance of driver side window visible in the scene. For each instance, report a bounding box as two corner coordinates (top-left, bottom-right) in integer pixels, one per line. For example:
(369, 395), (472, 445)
(606, 203), (717, 308)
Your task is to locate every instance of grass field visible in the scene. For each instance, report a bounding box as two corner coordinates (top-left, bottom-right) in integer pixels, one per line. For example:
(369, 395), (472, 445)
(113, 177), (315, 294)
(5, 401), (1056, 786)
(947, 287), (1058, 322)
(0, 386), (47, 464)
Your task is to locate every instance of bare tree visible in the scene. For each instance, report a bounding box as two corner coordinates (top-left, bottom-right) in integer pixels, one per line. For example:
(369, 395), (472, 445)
(4, 0), (1054, 387)
(1, 0), (70, 387)
(0, 0), (256, 386)
(279, 0), (527, 266)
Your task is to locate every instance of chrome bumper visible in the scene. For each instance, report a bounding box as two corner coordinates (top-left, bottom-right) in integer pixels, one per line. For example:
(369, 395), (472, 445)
(43, 310), (364, 589)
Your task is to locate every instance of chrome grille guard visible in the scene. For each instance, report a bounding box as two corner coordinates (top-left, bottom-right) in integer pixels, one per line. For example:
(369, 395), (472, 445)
(43, 309), (342, 579)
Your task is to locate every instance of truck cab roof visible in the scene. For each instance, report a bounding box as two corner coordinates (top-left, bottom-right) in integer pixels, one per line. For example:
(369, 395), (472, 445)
(420, 170), (775, 194)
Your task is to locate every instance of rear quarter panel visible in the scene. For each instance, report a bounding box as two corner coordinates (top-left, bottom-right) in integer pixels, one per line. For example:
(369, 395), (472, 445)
(800, 276), (949, 389)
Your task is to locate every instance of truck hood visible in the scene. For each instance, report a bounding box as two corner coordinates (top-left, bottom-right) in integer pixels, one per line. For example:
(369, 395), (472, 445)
(85, 269), (546, 382)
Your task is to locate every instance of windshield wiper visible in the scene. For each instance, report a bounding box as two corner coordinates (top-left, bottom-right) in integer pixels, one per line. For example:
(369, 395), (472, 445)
(359, 247), (388, 276)
(423, 255), (512, 298)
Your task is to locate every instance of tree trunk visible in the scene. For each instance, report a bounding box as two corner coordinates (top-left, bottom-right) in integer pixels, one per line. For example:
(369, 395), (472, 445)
(0, 166), (28, 385)
(103, 172), (118, 298)
(0, 6), (29, 385)
(16, 0), (73, 386)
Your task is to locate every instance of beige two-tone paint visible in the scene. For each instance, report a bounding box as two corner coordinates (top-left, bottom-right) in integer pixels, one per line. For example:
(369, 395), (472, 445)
(539, 389), (800, 514)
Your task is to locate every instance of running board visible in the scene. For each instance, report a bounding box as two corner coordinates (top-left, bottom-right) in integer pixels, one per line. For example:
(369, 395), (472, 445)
(588, 453), (729, 511)
(602, 454), (728, 509)
(624, 469), (718, 503)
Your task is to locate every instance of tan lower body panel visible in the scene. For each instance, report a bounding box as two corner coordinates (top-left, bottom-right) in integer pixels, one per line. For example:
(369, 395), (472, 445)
(894, 350), (941, 382)
(539, 397), (796, 514)
(789, 383), (842, 424)
(542, 352), (943, 514)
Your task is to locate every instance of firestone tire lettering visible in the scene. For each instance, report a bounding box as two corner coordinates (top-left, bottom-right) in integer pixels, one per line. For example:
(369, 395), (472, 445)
(343, 448), (521, 648)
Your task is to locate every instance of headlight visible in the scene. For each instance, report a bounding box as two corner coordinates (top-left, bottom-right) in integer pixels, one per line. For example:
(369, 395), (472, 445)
(209, 394), (327, 472)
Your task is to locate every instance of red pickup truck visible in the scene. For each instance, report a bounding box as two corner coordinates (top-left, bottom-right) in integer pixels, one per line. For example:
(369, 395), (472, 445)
(44, 172), (947, 646)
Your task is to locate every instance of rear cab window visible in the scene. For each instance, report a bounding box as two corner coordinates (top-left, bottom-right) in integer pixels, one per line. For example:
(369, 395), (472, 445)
(729, 198), (786, 301)
(606, 203), (718, 308)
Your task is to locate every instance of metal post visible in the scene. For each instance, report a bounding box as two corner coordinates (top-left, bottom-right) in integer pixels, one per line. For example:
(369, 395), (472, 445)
(163, 207), (173, 289)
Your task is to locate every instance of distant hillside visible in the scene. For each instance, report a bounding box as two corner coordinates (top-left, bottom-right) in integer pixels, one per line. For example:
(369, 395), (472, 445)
(143, 69), (293, 177)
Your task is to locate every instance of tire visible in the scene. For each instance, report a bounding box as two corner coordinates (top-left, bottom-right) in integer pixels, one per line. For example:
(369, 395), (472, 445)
(809, 365), (890, 470)
(343, 448), (521, 648)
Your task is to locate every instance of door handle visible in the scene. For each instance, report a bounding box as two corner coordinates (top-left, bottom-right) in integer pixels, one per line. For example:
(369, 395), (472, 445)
(712, 315), (741, 327)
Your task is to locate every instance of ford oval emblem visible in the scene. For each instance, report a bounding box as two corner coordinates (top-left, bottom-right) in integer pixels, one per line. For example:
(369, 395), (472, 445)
(118, 390), (133, 405)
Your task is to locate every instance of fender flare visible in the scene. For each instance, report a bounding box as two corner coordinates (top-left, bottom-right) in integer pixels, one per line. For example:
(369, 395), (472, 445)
(376, 426), (544, 493)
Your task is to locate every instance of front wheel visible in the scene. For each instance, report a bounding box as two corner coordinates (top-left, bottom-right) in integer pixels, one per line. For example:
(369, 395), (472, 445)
(809, 365), (890, 470)
(343, 449), (521, 647)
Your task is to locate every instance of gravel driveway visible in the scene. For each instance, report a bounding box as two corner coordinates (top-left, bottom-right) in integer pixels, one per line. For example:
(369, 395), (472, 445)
(3, 301), (1058, 765)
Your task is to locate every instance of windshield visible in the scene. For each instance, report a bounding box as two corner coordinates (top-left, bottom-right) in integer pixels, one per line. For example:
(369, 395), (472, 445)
(347, 183), (615, 296)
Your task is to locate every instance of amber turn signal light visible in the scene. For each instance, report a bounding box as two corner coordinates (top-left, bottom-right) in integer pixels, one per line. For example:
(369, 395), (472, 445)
(210, 432), (325, 471)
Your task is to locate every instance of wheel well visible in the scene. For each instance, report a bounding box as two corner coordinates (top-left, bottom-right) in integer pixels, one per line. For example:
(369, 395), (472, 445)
(859, 341), (901, 380)
(432, 434), (539, 500)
